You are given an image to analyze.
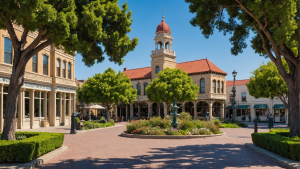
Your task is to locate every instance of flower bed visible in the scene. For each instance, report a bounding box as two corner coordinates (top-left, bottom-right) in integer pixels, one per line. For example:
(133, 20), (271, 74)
(0, 132), (64, 163)
(126, 113), (222, 136)
(251, 128), (299, 161)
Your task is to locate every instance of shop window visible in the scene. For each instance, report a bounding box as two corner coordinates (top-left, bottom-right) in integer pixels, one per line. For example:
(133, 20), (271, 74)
(63, 61), (66, 78)
(68, 63), (71, 79)
(43, 55), (48, 75)
(137, 83), (141, 96)
(56, 59), (60, 77)
(221, 81), (224, 93)
(212, 80), (216, 93)
(4, 38), (12, 64)
(32, 54), (37, 73)
(237, 109), (241, 116)
(241, 92), (246, 101)
(200, 79), (205, 93)
(144, 83), (148, 95)
(155, 66), (160, 74)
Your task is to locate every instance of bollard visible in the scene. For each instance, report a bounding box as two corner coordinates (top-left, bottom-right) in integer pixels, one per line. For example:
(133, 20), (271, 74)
(70, 113), (77, 134)
(268, 116), (274, 130)
(253, 119), (258, 133)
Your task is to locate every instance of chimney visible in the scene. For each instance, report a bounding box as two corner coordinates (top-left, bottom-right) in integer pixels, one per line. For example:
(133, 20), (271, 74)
(124, 68), (128, 72)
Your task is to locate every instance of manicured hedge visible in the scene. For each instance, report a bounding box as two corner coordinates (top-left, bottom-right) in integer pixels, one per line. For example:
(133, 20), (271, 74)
(251, 129), (299, 161)
(0, 132), (64, 163)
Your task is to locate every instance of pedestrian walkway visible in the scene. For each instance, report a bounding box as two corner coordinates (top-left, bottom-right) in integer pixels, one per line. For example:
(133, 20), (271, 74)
(33, 122), (285, 169)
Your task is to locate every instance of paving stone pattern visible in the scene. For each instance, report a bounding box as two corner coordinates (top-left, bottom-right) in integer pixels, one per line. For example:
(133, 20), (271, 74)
(35, 122), (287, 169)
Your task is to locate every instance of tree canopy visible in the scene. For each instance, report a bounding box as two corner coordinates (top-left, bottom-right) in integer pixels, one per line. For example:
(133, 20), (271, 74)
(185, 0), (300, 137)
(0, 0), (138, 66)
(247, 58), (289, 107)
(0, 0), (138, 140)
(80, 68), (137, 117)
(146, 67), (199, 105)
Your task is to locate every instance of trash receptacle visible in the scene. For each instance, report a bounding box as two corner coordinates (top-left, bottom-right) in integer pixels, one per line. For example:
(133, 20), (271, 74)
(268, 117), (274, 129)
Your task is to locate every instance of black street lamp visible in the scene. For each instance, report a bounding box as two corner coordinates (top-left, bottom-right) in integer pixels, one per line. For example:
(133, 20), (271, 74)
(231, 70), (237, 122)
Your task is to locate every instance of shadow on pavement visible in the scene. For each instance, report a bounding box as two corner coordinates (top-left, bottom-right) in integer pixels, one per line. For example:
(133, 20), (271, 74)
(37, 144), (282, 169)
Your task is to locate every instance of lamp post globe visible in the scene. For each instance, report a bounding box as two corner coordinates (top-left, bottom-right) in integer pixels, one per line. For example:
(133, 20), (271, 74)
(232, 70), (237, 77)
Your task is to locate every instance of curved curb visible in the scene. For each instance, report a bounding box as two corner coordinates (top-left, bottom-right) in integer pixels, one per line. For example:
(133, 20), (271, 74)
(120, 132), (226, 139)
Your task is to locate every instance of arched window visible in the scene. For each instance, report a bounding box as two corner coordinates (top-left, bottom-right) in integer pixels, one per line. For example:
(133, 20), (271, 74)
(32, 54), (37, 73)
(165, 42), (170, 49)
(200, 78), (205, 93)
(144, 83), (148, 95)
(43, 55), (48, 75)
(158, 42), (163, 49)
(155, 66), (160, 74)
(212, 80), (216, 93)
(56, 59), (60, 77)
(217, 81), (220, 93)
(137, 83), (141, 96)
(68, 63), (71, 79)
(221, 81), (224, 93)
(62, 61), (66, 78)
(4, 38), (12, 64)
(212, 102), (221, 117)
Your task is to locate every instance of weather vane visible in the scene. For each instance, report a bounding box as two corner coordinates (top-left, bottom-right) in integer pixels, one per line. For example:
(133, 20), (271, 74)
(162, 8), (165, 20)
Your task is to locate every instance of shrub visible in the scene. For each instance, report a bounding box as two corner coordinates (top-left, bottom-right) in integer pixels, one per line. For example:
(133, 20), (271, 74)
(180, 112), (192, 121)
(75, 117), (80, 122)
(0, 132), (64, 163)
(83, 121), (115, 130)
(164, 115), (172, 121)
(178, 120), (195, 130)
(252, 131), (299, 160)
(99, 117), (106, 123)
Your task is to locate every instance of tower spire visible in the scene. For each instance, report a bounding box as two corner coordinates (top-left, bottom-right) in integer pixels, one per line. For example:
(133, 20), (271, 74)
(162, 8), (165, 21)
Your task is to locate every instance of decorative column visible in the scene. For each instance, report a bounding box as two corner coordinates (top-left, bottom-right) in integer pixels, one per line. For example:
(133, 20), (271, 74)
(209, 102), (213, 121)
(221, 101), (225, 121)
(73, 93), (76, 114)
(49, 89), (56, 126)
(39, 91), (42, 122)
(130, 103), (133, 120)
(43, 92), (48, 120)
(62, 93), (66, 125)
(59, 92), (63, 125)
(0, 84), (3, 132)
(29, 90), (34, 128)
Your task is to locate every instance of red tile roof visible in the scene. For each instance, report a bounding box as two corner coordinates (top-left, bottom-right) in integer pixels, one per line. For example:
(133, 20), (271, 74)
(226, 79), (250, 86)
(123, 59), (227, 80)
(123, 67), (152, 80)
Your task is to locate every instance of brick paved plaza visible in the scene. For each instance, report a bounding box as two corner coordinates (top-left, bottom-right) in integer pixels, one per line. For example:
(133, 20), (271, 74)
(33, 122), (287, 169)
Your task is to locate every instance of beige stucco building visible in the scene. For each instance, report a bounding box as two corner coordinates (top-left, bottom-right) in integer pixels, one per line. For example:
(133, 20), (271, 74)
(0, 25), (77, 131)
(117, 17), (228, 121)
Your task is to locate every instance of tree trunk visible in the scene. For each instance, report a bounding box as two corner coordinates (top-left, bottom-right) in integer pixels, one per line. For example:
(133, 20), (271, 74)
(1, 52), (25, 140)
(287, 78), (300, 137)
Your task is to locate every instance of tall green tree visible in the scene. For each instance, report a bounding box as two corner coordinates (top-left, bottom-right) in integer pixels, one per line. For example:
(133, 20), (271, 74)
(146, 67), (199, 112)
(0, 0), (138, 140)
(246, 59), (289, 122)
(80, 68), (137, 119)
(185, 0), (300, 137)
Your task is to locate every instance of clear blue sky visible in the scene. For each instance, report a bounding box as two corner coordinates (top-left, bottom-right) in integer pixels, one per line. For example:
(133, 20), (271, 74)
(75, 0), (269, 81)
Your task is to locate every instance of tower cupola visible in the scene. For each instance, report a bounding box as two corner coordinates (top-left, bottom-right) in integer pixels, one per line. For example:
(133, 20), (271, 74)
(150, 16), (176, 79)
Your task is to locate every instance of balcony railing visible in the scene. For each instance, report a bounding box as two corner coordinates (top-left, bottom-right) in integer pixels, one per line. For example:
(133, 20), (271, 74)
(151, 49), (175, 56)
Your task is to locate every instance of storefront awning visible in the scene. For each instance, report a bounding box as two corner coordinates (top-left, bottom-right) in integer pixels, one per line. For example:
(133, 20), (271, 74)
(237, 105), (250, 109)
(273, 104), (286, 109)
(226, 106), (232, 109)
(253, 104), (268, 109)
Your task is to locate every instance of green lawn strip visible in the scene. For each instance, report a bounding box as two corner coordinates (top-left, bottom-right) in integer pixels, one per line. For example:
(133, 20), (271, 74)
(0, 132), (64, 163)
(252, 128), (299, 161)
(219, 121), (248, 128)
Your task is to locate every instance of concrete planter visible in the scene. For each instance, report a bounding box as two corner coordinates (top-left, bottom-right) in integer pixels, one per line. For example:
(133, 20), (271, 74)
(120, 132), (226, 139)
(76, 121), (84, 130)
